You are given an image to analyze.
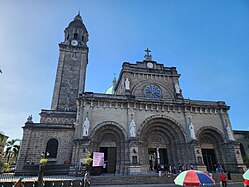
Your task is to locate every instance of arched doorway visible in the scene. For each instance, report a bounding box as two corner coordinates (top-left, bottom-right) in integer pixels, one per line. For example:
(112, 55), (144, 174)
(138, 116), (186, 172)
(90, 122), (127, 174)
(197, 128), (225, 172)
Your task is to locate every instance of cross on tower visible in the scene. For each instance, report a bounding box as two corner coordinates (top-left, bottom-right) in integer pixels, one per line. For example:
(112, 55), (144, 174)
(144, 48), (152, 61)
(145, 48), (151, 56)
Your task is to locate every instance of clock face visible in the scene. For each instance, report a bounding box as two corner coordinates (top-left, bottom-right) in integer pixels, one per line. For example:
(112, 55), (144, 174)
(147, 62), (153, 68)
(144, 85), (161, 98)
(71, 40), (78, 46)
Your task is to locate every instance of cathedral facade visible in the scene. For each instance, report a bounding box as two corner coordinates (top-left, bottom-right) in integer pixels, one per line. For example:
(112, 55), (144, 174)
(16, 14), (245, 175)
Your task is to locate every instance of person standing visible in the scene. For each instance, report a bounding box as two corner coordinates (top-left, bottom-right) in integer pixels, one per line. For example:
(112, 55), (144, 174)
(83, 170), (91, 187)
(227, 171), (232, 184)
(219, 171), (227, 187)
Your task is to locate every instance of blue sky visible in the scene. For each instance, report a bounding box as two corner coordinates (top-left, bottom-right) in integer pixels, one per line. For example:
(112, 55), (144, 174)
(0, 0), (249, 140)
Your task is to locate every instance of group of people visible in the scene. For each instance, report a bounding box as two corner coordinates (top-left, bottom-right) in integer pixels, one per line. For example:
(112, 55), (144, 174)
(215, 164), (225, 173)
(149, 162), (194, 176)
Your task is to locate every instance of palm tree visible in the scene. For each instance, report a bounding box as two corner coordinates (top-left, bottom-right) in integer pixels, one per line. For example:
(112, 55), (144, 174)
(5, 139), (20, 163)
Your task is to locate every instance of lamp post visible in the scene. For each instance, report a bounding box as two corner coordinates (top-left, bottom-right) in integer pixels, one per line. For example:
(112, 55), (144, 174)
(37, 152), (49, 187)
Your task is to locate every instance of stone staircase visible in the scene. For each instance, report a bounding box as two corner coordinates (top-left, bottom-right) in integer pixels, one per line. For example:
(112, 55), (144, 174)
(90, 173), (244, 186)
(0, 172), (245, 187)
(91, 174), (175, 185)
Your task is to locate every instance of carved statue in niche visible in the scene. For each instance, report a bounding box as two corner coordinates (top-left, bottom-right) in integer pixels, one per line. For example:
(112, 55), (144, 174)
(175, 83), (181, 94)
(225, 120), (235, 141)
(125, 78), (130, 90)
(82, 117), (90, 137)
(188, 116), (197, 140)
(130, 114), (136, 137)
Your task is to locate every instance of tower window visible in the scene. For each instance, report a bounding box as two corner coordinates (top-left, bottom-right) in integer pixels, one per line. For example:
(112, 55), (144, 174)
(74, 33), (78, 39)
(82, 35), (84, 41)
(66, 34), (69, 40)
(45, 138), (59, 158)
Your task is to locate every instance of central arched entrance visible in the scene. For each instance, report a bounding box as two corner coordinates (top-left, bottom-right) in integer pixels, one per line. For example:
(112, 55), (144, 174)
(138, 116), (187, 172)
(90, 122), (127, 174)
(147, 132), (169, 171)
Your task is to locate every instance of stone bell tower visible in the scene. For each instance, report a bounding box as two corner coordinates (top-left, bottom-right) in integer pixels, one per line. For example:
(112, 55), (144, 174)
(51, 13), (89, 112)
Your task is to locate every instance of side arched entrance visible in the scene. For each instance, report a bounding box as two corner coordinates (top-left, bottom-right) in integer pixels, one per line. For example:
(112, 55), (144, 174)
(138, 116), (187, 172)
(197, 127), (225, 172)
(90, 122), (127, 174)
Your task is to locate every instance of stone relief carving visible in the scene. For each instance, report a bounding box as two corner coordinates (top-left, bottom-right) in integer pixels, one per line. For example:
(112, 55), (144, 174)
(27, 115), (33, 123)
(44, 118), (75, 124)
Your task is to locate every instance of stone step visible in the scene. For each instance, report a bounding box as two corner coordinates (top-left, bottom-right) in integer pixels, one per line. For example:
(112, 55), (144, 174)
(91, 175), (175, 185)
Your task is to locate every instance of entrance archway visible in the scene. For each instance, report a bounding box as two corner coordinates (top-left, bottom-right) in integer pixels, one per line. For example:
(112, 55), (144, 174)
(90, 122), (127, 174)
(197, 127), (225, 172)
(138, 116), (186, 171)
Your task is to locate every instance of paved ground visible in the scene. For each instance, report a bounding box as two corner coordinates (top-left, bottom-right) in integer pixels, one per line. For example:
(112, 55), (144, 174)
(0, 174), (245, 187)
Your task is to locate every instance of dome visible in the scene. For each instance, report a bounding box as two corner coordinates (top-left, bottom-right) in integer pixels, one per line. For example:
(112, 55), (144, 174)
(67, 14), (88, 33)
(105, 76), (117, 94)
(105, 86), (114, 94)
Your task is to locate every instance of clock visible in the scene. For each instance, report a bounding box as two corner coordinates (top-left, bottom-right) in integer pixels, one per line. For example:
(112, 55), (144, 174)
(147, 62), (153, 68)
(71, 40), (78, 46)
(144, 85), (161, 98)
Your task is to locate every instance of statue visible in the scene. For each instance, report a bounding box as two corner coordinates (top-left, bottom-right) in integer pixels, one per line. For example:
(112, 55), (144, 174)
(188, 116), (196, 140)
(27, 115), (33, 123)
(225, 121), (235, 141)
(129, 114), (136, 137)
(82, 117), (90, 137)
(175, 83), (181, 94)
(125, 78), (130, 90)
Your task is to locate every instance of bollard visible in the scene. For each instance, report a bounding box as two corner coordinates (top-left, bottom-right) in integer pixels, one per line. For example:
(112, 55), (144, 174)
(52, 182), (55, 186)
(61, 181), (64, 186)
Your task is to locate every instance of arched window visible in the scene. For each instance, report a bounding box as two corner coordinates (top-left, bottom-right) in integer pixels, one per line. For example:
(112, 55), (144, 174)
(73, 33), (78, 39)
(45, 139), (58, 158)
(82, 35), (84, 41)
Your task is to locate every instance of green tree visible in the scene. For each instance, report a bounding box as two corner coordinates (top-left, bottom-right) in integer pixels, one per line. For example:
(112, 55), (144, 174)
(5, 139), (20, 163)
